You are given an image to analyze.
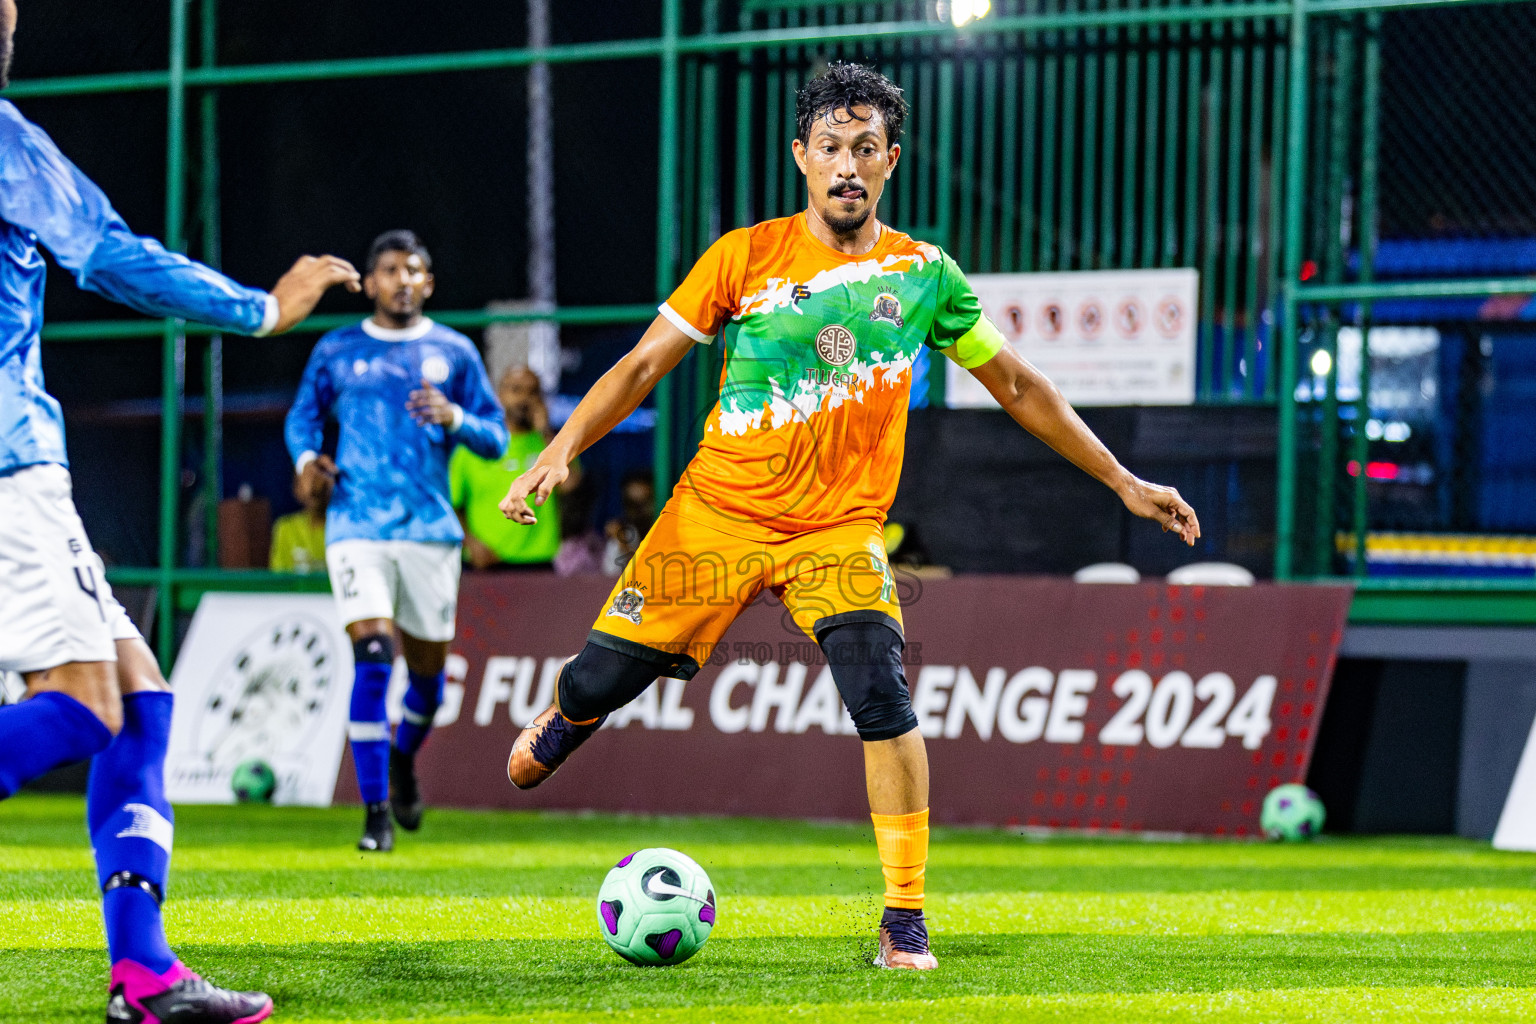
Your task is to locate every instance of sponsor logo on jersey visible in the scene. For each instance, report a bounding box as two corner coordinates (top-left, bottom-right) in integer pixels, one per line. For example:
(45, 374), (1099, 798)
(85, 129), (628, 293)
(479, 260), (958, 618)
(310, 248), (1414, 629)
(814, 324), (857, 367)
(868, 293), (904, 327)
(421, 354), (451, 385)
(353, 358), (370, 376)
(791, 284), (812, 303)
(607, 587), (646, 625)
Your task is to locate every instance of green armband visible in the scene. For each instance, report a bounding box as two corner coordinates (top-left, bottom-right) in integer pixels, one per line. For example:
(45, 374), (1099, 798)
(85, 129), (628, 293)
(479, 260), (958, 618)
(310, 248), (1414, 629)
(940, 314), (1007, 369)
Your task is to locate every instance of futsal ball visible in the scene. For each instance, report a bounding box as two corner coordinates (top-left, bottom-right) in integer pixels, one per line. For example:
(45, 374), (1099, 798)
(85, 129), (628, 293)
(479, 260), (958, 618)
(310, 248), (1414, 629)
(1261, 783), (1325, 841)
(596, 847), (716, 966)
(230, 759), (277, 804)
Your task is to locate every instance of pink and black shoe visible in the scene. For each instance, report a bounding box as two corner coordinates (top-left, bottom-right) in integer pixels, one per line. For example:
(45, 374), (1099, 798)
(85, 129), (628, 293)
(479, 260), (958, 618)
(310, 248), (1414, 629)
(874, 907), (939, 971)
(507, 705), (606, 790)
(106, 960), (272, 1024)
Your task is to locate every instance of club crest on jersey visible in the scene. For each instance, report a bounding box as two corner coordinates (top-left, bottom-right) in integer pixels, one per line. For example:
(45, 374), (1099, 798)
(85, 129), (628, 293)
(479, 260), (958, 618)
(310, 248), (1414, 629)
(868, 293), (904, 327)
(607, 587), (646, 625)
(421, 354), (451, 385)
(815, 324), (857, 367)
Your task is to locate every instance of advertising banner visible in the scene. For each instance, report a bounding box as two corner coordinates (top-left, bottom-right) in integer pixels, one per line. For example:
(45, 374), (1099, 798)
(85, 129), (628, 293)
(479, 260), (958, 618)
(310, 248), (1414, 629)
(336, 574), (1352, 836)
(166, 593), (354, 806)
(947, 268), (1198, 407)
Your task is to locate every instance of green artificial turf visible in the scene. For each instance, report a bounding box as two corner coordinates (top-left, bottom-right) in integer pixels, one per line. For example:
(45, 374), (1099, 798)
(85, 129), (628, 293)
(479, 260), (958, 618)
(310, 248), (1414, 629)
(4, 795), (1536, 1022)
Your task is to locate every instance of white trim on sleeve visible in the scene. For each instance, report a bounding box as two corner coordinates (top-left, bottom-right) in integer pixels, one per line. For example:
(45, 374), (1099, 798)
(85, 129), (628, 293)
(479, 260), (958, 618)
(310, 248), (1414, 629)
(446, 403), (465, 433)
(252, 294), (280, 337)
(295, 450), (318, 475)
(658, 302), (714, 344)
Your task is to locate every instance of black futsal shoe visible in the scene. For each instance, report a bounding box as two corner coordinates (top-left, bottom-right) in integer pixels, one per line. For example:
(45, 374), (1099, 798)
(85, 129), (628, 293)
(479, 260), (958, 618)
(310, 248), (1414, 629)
(357, 800), (394, 852)
(389, 748), (424, 832)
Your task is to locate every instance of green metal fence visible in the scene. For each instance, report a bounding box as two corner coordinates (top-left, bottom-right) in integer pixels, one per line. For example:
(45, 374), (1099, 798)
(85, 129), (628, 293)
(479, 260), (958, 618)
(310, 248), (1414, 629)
(14, 0), (1536, 666)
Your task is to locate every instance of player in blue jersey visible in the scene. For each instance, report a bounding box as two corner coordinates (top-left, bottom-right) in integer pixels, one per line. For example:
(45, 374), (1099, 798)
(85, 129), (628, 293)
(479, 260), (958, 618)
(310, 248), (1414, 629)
(0, 3), (361, 1020)
(286, 230), (507, 851)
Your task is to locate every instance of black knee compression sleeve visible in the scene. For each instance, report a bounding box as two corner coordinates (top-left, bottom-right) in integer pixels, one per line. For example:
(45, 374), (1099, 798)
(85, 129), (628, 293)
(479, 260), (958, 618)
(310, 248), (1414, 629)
(557, 642), (665, 723)
(821, 622), (919, 742)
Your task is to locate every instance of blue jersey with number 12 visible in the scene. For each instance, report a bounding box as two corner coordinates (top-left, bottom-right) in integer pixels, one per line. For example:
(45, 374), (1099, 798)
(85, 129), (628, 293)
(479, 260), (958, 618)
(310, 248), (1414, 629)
(284, 318), (508, 545)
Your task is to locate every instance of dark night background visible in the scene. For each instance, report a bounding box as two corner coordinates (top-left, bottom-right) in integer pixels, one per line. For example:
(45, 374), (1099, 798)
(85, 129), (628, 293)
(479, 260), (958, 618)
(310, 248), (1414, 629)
(10, 2), (1533, 577)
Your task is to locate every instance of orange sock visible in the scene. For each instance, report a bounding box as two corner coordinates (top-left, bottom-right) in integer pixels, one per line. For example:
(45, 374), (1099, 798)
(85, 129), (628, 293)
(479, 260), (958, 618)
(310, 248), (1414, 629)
(871, 808), (929, 909)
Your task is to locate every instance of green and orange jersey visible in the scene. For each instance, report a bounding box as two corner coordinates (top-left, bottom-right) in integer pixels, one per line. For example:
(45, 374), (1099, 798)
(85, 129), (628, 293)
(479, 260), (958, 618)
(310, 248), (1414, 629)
(659, 213), (1005, 540)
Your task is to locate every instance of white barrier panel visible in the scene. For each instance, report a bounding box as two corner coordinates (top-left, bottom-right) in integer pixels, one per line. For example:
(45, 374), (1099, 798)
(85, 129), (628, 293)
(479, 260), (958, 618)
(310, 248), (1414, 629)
(1494, 712), (1536, 851)
(166, 593), (353, 806)
(948, 268), (1199, 407)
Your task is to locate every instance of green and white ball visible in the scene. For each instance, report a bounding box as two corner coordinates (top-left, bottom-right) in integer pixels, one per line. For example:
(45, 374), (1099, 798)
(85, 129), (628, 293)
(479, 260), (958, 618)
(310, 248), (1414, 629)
(596, 848), (716, 966)
(1261, 783), (1325, 841)
(230, 759), (277, 804)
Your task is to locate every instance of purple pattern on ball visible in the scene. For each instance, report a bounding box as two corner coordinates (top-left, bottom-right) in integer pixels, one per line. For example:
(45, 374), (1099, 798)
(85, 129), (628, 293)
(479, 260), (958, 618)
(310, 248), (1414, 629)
(616, 853), (635, 868)
(699, 904), (716, 925)
(655, 929), (683, 959)
(600, 900), (620, 935)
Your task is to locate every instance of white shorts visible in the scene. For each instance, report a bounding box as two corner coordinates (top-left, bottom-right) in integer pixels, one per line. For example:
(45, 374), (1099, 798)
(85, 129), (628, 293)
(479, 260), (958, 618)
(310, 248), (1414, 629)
(325, 539), (461, 642)
(0, 464), (142, 674)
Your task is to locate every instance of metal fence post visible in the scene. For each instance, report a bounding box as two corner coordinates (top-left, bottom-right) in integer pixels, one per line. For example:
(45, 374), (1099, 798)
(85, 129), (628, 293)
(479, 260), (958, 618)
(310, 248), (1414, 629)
(1352, 11), (1382, 578)
(1312, 21), (1352, 575)
(654, 0), (682, 506)
(157, 0), (190, 668)
(199, 0), (222, 572)
(1275, 0), (1309, 581)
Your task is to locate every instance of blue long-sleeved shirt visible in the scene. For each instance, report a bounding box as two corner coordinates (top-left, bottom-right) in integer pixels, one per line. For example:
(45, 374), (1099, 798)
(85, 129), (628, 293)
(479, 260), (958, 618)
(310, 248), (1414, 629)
(0, 100), (274, 474)
(284, 317), (508, 545)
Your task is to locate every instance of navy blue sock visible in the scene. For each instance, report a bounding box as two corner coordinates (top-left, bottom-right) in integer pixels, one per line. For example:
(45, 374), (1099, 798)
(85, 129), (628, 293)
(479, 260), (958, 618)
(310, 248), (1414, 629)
(394, 669), (444, 756)
(87, 691), (177, 972)
(350, 635), (393, 805)
(0, 691), (113, 799)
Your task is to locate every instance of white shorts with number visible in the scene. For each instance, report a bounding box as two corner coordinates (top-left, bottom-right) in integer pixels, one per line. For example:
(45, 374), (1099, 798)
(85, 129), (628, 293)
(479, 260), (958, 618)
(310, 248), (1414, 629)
(325, 539), (461, 642)
(0, 464), (142, 675)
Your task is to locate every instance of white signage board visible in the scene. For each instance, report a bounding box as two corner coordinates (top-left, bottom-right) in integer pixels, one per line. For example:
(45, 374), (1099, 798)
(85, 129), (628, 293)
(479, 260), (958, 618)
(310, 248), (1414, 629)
(166, 593), (353, 806)
(1494, 710), (1536, 851)
(946, 268), (1199, 407)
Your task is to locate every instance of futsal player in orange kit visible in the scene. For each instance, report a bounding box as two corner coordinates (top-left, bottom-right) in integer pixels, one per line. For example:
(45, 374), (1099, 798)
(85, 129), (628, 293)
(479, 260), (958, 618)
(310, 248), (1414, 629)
(498, 62), (1201, 969)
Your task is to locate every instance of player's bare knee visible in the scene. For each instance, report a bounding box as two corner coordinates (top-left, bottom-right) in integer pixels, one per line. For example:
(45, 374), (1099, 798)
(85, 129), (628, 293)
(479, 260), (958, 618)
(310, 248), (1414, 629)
(114, 638), (170, 695)
(25, 661), (124, 734)
(400, 631), (449, 676)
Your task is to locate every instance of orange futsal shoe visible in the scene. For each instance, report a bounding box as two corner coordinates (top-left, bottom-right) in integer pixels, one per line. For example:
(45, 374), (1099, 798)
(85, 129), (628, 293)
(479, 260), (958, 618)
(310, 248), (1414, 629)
(875, 907), (939, 970)
(507, 705), (606, 790)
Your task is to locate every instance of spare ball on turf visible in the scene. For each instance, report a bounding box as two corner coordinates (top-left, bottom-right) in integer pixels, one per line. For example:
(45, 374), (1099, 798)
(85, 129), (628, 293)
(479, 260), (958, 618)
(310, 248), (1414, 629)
(1261, 783), (1325, 841)
(596, 847), (715, 966)
(230, 759), (277, 804)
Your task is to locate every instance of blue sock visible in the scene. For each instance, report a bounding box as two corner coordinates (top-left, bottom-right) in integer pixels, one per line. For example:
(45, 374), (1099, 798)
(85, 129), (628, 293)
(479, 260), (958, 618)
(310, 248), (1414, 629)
(0, 691), (113, 799)
(394, 669), (445, 756)
(350, 635), (392, 805)
(87, 691), (177, 973)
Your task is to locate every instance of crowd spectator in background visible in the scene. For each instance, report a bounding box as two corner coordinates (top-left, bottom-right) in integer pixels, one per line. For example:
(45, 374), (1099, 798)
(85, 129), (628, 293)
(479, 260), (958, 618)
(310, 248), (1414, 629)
(270, 470), (330, 573)
(552, 469), (605, 576)
(451, 366), (580, 570)
(603, 469), (657, 575)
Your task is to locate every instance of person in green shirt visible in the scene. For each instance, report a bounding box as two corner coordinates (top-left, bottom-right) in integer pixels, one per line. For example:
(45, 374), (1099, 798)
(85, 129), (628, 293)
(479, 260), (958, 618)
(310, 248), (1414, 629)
(451, 367), (581, 569)
(270, 469), (330, 573)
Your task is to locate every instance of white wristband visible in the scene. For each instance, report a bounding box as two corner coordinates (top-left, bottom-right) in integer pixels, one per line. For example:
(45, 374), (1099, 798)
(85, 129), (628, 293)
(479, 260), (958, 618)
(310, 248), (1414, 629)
(295, 450), (318, 475)
(447, 404), (464, 432)
(253, 294), (280, 337)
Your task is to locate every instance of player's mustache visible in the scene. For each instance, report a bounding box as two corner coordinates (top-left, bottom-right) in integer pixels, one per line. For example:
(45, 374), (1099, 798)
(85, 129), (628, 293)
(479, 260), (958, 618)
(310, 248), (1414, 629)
(828, 181), (866, 198)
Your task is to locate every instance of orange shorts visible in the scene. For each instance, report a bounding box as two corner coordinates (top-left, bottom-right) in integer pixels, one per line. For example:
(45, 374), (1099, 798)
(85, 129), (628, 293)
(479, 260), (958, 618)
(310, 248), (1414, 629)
(589, 506), (903, 678)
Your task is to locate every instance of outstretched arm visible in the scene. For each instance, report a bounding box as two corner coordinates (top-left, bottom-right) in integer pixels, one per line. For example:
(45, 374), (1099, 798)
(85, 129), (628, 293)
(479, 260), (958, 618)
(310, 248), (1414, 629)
(967, 345), (1201, 545)
(0, 105), (356, 334)
(500, 314), (695, 524)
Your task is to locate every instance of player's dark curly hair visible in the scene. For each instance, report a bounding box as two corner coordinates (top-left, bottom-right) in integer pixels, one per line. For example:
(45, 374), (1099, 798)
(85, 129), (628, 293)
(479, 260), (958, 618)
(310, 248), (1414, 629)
(366, 229), (432, 275)
(795, 62), (908, 147)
